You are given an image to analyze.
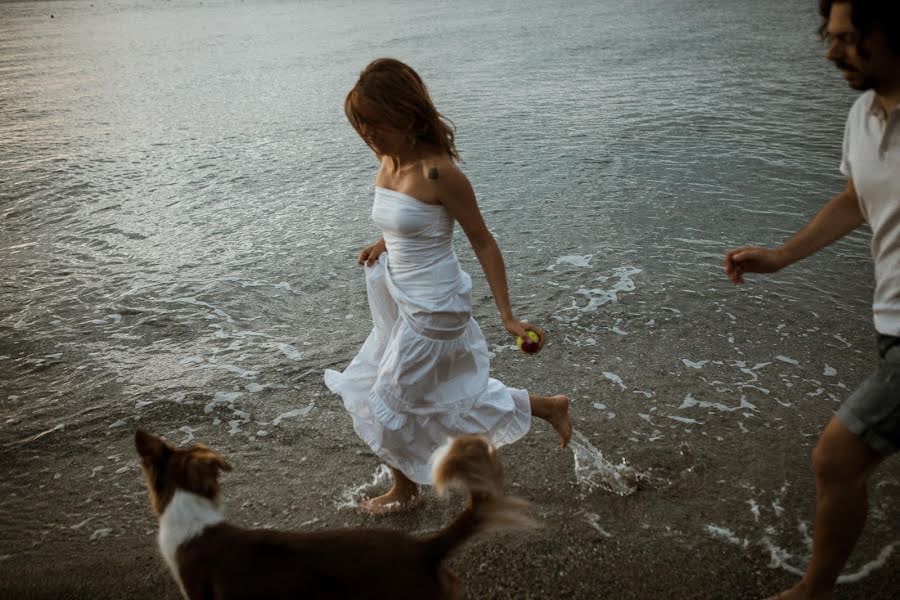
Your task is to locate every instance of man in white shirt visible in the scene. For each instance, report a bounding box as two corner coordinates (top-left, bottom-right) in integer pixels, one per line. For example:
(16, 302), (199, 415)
(723, 1), (899, 598)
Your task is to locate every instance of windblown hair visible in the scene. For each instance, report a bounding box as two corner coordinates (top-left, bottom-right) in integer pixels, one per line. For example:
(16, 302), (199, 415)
(345, 58), (459, 161)
(819, 0), (900, 55)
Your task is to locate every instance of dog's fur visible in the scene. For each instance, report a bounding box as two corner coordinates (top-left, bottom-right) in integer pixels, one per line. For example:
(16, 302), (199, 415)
(134, 430), (535, 600)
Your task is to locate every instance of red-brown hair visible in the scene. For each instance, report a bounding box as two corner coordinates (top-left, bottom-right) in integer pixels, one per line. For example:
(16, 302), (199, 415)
(345, 58), (459, 161)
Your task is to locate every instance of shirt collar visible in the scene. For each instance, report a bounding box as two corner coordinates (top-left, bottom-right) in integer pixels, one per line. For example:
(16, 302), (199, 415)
(866, 92), (900, 123)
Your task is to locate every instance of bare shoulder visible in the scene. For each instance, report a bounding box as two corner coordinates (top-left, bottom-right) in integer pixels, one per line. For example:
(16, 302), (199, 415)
(421, 158), (473, 202)
(426, 159), (488, 236)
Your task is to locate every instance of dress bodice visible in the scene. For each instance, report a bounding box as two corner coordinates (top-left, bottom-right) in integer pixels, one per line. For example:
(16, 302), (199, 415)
(372, 186), (456, 274)
(370, 186), (472, 335)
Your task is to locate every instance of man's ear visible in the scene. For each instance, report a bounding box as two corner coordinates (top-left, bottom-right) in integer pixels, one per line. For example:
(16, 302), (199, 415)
(134, 429), (172, 464)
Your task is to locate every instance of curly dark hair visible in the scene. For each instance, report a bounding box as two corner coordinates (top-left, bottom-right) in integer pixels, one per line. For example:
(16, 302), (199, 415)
(819, 0), (900, 55)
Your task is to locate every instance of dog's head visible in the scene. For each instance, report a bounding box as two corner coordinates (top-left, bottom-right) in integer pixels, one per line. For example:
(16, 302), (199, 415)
(134, 429), (232, 518)
(432, 434), (505, 499)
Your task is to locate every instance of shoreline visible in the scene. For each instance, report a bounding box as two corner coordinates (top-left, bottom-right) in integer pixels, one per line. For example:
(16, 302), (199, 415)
(2, 352), (897, 599)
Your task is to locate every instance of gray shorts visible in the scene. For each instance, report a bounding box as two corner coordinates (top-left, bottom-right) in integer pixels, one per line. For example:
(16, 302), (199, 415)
(836, 335), (900, 455)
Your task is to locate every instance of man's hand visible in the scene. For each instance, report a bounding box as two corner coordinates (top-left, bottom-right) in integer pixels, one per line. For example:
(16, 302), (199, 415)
(724, 246), (787, 284)
(724, 180), (862, 285)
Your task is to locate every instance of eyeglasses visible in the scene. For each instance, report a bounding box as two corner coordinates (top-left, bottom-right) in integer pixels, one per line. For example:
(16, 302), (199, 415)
(823, 32), (858, 48)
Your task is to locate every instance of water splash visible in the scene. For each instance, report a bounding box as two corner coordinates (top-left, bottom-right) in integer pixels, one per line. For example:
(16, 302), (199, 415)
(570, 430), (643, 496)
(335, 464), (392, 510)
(710, 488), (898, 584)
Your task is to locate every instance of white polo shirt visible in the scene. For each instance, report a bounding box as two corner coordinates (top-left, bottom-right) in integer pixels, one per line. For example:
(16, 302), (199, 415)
(840, 90), (900, 337)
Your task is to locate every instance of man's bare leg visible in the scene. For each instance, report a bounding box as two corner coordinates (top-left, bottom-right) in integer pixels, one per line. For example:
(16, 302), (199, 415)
(766, 417), (885, 599)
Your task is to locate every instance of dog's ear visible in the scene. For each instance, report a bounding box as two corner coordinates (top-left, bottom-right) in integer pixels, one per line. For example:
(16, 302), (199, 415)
(206, 453), (232, 473)
(183, 448), (232, 499)
(190, 445), (232, 473)
(134, 429), (171, 465)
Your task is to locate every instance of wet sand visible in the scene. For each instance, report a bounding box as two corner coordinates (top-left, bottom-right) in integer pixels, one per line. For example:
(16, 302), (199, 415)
(2, 309), (898, 599)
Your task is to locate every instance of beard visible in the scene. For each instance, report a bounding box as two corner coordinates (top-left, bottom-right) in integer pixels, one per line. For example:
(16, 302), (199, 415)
(833, 60), (876, 91)
(847, 75), (877, 91)
(848, 78), (876, 91)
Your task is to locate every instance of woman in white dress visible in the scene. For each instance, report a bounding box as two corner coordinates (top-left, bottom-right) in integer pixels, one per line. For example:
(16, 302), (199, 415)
(325, 58), (571, 514)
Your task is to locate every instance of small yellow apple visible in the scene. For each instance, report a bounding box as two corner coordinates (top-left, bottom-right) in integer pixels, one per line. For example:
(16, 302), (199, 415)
(516, 331), (541, 354)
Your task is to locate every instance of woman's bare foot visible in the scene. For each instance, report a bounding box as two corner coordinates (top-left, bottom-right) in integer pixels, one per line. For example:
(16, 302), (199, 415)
(358, 468), (419, 515)
(547, 395), (572, 448)
(530, 394), (573, 448)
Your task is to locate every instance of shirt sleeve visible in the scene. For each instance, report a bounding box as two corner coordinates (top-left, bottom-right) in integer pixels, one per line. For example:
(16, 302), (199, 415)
(839, 107), (852, 177)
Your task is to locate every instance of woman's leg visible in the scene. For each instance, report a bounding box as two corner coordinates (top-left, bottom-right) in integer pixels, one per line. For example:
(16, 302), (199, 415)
(358, 467), (420, 515)
(529, 394), (572, 448)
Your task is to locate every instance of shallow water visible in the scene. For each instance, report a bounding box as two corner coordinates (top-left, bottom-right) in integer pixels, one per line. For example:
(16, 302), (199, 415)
(1, 0), (871, 436)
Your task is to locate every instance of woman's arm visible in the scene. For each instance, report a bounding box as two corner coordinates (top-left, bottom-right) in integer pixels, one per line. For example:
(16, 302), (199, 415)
(438, 167), (543, 345)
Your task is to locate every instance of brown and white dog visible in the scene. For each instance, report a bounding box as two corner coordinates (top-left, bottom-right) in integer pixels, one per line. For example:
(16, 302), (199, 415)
(134, 430), (535, 600)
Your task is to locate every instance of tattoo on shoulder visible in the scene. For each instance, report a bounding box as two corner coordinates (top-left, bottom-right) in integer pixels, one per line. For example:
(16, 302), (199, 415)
(427, 167), (439, 180)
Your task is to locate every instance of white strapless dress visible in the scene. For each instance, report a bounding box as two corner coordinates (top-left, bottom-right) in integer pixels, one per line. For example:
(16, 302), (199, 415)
(324, 186), (531, 484)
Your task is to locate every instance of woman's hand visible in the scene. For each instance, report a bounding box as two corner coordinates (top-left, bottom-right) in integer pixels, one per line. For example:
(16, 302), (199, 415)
(504, 319), (545, 351)
(358, 239), (386, 266)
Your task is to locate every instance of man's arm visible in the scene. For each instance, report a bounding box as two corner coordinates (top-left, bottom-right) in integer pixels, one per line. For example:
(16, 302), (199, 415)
(724, 179), (863, 284)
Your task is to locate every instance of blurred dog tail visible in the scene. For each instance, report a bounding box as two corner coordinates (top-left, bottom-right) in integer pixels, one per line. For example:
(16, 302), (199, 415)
(425, 435), (536, 562)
